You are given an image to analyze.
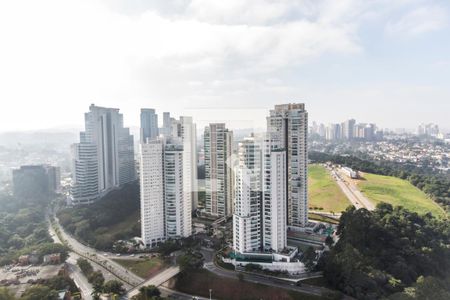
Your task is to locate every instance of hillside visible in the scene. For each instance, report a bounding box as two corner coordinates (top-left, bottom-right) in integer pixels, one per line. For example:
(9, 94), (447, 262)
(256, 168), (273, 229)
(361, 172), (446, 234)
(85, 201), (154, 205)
(57, 181), (140, 250)
(358, 173), (446, 218)
(308, 164), (351, 213)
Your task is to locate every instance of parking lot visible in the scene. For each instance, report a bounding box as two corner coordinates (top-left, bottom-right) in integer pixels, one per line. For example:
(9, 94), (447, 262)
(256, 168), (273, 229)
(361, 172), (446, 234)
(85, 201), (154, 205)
(0, 263), (63, 286)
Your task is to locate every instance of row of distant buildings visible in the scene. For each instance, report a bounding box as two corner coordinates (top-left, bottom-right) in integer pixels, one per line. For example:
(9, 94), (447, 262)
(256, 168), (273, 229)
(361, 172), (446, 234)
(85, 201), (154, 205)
(417, 123), (440, 137)
(310, 119), (382, 141)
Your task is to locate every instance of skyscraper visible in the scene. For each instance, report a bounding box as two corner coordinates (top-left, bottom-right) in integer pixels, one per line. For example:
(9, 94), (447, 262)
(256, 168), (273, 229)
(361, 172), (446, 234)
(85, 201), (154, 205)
(162, 112), (171, 136)
(140, 140), (165, 247)
(263, 148), (287, 252)
(163, 142), (190, 238)
(342, 119), (356, 140)
(178, 117), (198, 213)
(13, 165), (60, 201)
(140, 108), (159, 142)
(140, 138), (192, 248)
(71, 104), (135, 205)
(204, 123), (234, 218)
(159, 115), (198, 212)
(326, 123), (341, 141)
(265, 103), (308, 229)
(233, 136), (262, 254)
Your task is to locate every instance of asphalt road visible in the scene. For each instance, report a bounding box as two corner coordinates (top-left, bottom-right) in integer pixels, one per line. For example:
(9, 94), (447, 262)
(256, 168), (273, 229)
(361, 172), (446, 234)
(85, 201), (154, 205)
(331, 169), (375, 211)
(128, 266), (180, 298)
(53, 215), (143, 286)
(49, 212), (197, 299)
(200, 248), (352, 299)
(48, 216), (95, 299)
(66, 254), (94, 300)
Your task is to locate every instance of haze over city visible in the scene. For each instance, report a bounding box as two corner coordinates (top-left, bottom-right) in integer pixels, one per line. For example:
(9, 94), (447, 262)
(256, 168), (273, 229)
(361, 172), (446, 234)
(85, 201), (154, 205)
(1, 0), (450, 132)
(1, 2), (450, 300)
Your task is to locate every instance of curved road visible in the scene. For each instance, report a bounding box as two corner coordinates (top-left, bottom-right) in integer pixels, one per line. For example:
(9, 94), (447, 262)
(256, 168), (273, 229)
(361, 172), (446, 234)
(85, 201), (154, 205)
(49, 212), (204, 299)
(200, 248), (353, 299)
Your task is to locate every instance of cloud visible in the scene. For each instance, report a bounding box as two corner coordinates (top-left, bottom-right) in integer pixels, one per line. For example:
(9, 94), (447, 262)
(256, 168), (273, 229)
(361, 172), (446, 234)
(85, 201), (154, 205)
(386, 5), (448, 36)
(0, 0), (448, 131)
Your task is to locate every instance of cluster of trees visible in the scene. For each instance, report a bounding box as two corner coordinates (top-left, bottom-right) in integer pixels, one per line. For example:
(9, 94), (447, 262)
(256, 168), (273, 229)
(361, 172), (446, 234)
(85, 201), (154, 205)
(319, 203), (450, 299)
(57, 182), (140, 250)
(158, 235), (201, 257)
(0, 192), (65, 266)
(177, 250), (204, 272)
(76, 258), (125, 298)
(132, 285), (165, 300)
(309, 152), (450, 212)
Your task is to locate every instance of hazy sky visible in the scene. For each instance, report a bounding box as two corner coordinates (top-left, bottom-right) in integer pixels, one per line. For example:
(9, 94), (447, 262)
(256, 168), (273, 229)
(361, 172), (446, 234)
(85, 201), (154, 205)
(1, 0), (449, 132)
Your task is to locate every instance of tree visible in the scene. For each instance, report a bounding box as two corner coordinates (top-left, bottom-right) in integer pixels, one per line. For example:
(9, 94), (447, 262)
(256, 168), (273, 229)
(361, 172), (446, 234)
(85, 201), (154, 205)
(103, 280), (125, 295)
(77, 258), (93, 275)
(138, 285), (161, 298)
(244, 263), (263, 272)
(412, 276), (450, 300)
(88, 271), (105, 288)
(303, 246), (316, 271)
(7, 235), (24, 249)
(20, 285), (58, 300)
(177, 251), (204, 272)
(0, 287), (16, 300)
(323, 204), (450, 299)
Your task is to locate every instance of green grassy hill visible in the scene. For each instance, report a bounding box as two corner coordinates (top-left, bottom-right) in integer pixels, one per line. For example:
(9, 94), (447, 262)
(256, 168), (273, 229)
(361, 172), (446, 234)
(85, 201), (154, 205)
(308, 164), (351, 213)
(358, 173), (446, 218)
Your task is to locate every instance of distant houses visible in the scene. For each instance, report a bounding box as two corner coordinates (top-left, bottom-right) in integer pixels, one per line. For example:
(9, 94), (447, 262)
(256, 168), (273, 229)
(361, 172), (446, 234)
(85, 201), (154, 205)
(16, 252), (61, 266)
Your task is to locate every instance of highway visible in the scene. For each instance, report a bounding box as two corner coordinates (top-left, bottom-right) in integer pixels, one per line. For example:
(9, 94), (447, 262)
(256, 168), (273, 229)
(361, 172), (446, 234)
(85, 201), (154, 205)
(48, 216), (94, 299)
(66, 254), (94, 300)
(128, 266), (180, 298)
(48, 212), (199, 299)
(52, 215), (142, 286)
(330, 169), (375, 211)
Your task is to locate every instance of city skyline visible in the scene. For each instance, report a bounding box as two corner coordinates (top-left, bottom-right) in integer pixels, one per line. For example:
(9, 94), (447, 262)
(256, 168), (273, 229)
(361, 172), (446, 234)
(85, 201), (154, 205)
(0, 1), (449, 299)
(1, 0), (450, 132)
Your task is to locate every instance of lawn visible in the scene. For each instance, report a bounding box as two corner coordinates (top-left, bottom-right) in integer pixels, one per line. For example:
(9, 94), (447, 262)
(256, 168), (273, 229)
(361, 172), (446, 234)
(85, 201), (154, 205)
(172, 270), (326, 300)
(308, 164), (352, 213)
(113, 257), (165, 279)
(357, 173), (446, 218)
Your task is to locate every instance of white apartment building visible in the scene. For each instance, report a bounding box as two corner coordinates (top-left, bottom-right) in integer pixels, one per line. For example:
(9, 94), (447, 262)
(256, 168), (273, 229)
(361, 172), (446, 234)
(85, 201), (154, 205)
(266, 103), (308, 228)
(140, 138), (192, 248)
(164, 143), (188, 238)
(71, 104), (135, 205)
(263, 148), (287, 252)
(233, 137), (262, 254)
(204, 123), (234, 218)
(168, 116), (198, 214)
(140, 140), (165, 247)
